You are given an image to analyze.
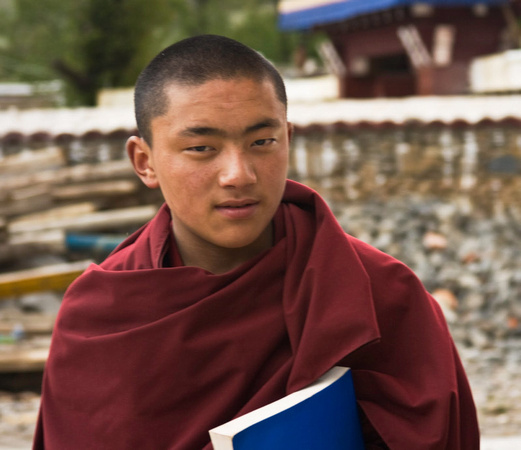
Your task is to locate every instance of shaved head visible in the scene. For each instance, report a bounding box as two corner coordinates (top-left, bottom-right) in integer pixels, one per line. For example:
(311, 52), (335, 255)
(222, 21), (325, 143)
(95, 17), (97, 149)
(134, 34), (287, 145)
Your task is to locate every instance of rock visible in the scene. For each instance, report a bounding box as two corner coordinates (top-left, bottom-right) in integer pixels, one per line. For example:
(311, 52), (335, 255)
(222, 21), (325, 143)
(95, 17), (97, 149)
(431, 288), (458, 323)
(422, 231), (448, 250)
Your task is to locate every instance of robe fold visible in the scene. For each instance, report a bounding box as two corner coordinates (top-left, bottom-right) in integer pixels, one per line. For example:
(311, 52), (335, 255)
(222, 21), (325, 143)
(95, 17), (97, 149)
(34, 180), (479, 449)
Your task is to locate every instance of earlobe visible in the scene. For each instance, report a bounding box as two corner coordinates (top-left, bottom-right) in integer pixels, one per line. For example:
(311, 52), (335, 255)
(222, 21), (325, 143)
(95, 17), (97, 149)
(126, 136), (160, 189)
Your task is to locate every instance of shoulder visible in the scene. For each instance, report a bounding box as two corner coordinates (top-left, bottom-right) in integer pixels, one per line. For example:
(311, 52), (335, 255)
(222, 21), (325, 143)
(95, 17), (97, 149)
(345, 233), (439, 316)
(347, 233), (420, 284)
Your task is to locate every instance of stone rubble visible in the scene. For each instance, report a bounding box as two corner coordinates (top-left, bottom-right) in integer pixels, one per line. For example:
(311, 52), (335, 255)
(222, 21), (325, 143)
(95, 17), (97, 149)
(0, 391), (39, 449)
(335, 194), (521, 438)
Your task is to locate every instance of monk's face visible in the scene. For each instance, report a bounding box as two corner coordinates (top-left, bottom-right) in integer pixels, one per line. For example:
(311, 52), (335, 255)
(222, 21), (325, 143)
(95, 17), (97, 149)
(129, 77), (291, 260)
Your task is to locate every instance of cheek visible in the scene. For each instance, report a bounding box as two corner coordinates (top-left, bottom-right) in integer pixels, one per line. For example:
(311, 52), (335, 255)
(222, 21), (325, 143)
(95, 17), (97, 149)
(165, 168), (213, 208)
(267, 151), (289, 179)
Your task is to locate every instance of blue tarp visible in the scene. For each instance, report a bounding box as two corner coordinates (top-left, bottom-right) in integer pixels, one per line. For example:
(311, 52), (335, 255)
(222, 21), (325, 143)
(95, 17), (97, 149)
(278, 0), (510, 30)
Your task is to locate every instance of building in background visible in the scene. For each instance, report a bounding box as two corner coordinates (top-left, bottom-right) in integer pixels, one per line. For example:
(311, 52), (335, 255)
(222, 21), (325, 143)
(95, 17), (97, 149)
(278, 0), (521, 97)
(0, 81), (64, 110)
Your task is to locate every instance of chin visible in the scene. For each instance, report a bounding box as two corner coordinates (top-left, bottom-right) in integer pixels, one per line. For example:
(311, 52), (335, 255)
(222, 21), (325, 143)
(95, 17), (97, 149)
(216, 237), (261, 250)
(214, 229), (269, 250)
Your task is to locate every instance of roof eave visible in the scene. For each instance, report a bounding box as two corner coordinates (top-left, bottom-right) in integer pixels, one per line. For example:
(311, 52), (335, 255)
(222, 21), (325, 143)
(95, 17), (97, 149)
(278, 0), (511, 31)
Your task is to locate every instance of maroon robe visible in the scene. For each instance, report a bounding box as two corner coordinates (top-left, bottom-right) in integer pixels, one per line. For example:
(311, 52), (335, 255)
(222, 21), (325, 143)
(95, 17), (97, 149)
(34, 180), (479, 449)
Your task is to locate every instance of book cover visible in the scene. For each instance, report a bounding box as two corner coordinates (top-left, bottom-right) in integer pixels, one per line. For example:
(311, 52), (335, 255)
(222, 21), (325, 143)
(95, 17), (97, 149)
(209, 366), (365, 450)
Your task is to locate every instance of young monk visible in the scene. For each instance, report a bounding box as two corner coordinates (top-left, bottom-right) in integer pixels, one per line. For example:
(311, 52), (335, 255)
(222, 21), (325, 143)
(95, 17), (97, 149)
(34, 35), (479, 449)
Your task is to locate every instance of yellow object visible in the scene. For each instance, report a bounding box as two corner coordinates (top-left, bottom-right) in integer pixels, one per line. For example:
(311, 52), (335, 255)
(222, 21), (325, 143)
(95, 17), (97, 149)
(0, 260), (92, 298)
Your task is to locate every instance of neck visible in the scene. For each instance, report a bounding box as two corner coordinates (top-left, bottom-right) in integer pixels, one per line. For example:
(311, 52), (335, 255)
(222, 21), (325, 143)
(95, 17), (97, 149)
(175, 224), (274, 275)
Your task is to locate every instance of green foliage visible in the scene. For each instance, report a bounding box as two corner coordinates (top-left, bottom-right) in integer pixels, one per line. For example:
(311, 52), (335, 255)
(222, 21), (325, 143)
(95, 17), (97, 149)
(0, 0), (310, 106)
(0, 0), (75, 79)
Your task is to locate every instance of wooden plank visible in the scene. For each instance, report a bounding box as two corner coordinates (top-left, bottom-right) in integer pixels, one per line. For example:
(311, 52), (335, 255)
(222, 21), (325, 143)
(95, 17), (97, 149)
(0, 236), (66, 265)
(51, 180), (138, 200)
(0, 147), (65, 175)
(0, 193), (54, 218)
(8, 229), (65, 249)
(0, 311), (55, 335)
(0, 260), (92, 299)
(9, 183), (51, 201)
(0, 159), (134, 191)
(0, 338), (50, 372)
(8, 202), (97, 228)
(8, 204), (157, 234)
(0, 348), (49, 372)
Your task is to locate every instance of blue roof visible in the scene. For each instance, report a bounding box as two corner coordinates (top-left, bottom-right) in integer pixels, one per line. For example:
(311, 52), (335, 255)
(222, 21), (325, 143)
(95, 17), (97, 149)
(278, 0), (509, 30)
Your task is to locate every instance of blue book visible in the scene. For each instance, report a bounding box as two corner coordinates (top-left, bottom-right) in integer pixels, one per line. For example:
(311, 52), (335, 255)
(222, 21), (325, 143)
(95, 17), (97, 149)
(209, 366), (365, 450)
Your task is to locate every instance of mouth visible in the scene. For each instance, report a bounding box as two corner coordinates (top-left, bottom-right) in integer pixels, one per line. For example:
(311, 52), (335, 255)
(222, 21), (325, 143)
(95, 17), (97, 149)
(216, 198), (259, 207)
(215, 199), (259, 219)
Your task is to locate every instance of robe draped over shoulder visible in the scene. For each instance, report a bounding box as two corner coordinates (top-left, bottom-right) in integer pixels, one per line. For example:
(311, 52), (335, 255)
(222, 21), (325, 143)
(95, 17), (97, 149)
(34, 180), (479, 449)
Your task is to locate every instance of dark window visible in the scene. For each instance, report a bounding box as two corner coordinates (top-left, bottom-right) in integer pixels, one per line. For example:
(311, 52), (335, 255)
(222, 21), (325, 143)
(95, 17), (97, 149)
(370, 53), (411, 74)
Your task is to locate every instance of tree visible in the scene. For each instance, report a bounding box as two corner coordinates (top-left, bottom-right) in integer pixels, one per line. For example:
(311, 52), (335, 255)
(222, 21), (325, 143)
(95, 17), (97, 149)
(0, 0), (306, 105)
(1, 0), (185, 104)
(56, 0), (191, 105)
(179, 0), (299, 64)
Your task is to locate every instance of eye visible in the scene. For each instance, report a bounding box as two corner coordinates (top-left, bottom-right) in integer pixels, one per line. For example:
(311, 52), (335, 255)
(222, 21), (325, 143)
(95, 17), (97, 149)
(186, 145), (212, 152)
(252, 138), (275, 147)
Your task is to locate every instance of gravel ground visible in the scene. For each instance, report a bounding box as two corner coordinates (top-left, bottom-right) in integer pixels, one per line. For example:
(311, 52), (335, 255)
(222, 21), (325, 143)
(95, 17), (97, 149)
(0, 391), (38, 449)
(464, 351), (521, 439)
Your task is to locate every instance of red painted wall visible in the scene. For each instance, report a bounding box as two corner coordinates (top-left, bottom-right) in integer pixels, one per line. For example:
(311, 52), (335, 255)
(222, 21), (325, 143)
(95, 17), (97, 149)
(322, 6), (508, 97)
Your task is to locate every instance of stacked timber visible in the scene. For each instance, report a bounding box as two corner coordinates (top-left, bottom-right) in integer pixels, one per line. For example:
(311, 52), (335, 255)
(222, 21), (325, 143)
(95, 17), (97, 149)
(0, 143), (163, 376)
(0, 145), (163, 268)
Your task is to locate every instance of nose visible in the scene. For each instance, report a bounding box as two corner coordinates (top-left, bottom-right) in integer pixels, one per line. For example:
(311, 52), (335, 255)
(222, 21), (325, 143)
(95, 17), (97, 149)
(218, 148), (257, 188)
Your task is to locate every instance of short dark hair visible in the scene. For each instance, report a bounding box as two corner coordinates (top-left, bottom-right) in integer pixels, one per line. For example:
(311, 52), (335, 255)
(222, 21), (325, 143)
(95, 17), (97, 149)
(134, 34), (287, 145)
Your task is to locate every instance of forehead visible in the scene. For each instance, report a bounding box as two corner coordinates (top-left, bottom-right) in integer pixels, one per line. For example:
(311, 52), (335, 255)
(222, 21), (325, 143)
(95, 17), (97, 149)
(166, 76), (282, 108)
(151, 77), (286, 135)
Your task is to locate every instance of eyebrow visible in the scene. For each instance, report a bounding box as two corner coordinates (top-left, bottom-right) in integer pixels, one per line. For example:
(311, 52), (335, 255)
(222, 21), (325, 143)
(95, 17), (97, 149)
(178, 118), (282, 138)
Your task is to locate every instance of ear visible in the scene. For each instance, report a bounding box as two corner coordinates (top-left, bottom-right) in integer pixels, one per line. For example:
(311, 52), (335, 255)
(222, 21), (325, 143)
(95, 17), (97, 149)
(287, 122), (294, 143)
(126, 136), (160, 189)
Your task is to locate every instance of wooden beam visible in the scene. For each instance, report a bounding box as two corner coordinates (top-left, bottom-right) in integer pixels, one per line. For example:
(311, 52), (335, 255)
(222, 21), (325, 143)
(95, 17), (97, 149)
(51, 180), (139, 201)
(0, 193), (54, 218)
(8, 229), (65, 249)
(8, 202), (97, 227)
(0, 147), (65, 175)
(0, 312), (56, 336)
(397, 25), (432, 69)
(0, 237), (66, 265)
(0, 158), (135, 192)
(0, 342), (50, 372)
(0, 260), (92, 299)
(8, 204), (157, 234)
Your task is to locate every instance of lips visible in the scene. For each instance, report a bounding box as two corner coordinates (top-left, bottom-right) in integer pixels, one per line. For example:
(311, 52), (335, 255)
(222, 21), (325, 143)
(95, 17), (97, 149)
(215, 199), (259, 219)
